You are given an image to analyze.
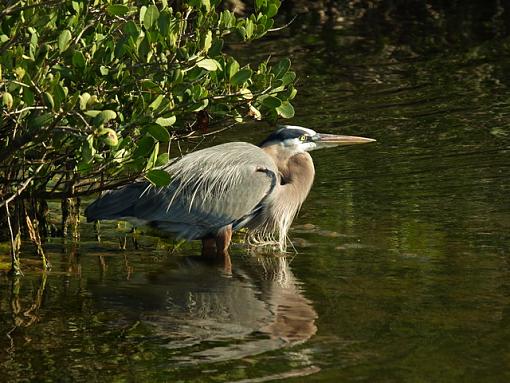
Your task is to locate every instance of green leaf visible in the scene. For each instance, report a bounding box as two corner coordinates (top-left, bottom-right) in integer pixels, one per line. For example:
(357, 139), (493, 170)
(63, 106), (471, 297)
(107, 4), (129, 16)
(99, 128), (119, 146)
(281, 71), (296, 86)
(209, 38), (223, 56)
(124, 21), (138, 38)
(201, 0), (211, 12)
(144, 5), (160, 29)
(276, 101), (295, 118)
(203, 30), (213, 53)
(23, 88), (34, 106)
(29, 114), (53, 129)
(53, 84), (66, 110)
(261, 95), (281, 108)
(145, 169), (172, 187)
(266, 3), (278, 18)
(190, 99), (208, 112)
(272, 58), (291, 79)
(146, 141), (159, 169)
(155, 153), (170, 167)
(245, 19), (255, 39)
(146, 124), (170, 142)
(228, 59), (240, 79)
(84, 110), (101, 118)
(72, 51), (86, 68)
(230, 68), (252, 86)
(2, 92), (13, 109)
(29, 30), (38, 59)
(197, 58), (220, 71)
(155, 116), (176, 127)
(139, 6), (147, 24)
(133, 135), (155, 157)
(79, 93), (91, 110)
(255, 0), (267, 10)
(149, 95), (165, 110)
(58, 30), (72, 53)
(42, 92), (54, 110)
(92, 110), (117, 126)
(158, 10), (170, 35)
(137, 35), (150, 58)
(80, 135), (95, 163)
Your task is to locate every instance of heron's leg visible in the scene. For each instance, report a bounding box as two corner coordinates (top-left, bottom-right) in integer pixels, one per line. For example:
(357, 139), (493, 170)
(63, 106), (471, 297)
(215, 225), (233, 257)
(222, 252), (232, 275)
(201, 237), (216, 257)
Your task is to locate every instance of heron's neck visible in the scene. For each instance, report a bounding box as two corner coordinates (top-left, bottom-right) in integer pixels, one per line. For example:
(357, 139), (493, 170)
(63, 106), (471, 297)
(262, 146), (315, 202)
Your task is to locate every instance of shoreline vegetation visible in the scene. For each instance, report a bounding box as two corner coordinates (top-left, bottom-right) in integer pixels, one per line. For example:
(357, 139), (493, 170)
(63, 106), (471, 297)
(0, 0), (297, 274)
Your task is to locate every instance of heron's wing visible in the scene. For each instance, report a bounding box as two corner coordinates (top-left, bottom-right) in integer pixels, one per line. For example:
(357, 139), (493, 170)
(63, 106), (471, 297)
(130, 142), (278, 238)
(85, 182), (147, 222)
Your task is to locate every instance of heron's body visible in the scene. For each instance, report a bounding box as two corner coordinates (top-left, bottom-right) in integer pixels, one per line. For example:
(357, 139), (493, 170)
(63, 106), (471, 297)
(85, 126), (374, 255)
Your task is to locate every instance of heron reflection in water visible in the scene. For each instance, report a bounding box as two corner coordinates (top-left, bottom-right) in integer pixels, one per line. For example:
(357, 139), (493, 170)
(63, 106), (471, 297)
(90, 253), (318, 364)
(86, 125), (374, 254)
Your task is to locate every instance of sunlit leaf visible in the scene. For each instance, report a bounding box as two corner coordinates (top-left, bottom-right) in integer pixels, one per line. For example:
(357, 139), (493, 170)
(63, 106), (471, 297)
(58, 30), (72, 53)
(246, 20), (255, 39)
(144, 5), (160, 29)
(149, 95), (165, 110)
(201, 0), (211, 12)
(276, 101), (295, 118)
(203, 30), (212, 52)
(100, 128), (119, 146)
(79, 93), (91, 110)
(197, 58), (220, 71)
(2, 92), (13, 109)
(155, 116), (176, 127)
(92, 110), (117, 126)
(228, 59), (239, 79)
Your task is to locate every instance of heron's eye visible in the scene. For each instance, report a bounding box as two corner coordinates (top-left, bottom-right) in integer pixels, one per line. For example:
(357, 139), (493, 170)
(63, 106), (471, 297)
(299, 135), (307, 142)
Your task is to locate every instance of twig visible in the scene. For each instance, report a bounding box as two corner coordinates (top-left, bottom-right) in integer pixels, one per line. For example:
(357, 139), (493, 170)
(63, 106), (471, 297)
(0, 162), (45, 208)
(268, 15), (298, 32)
(0, 0), (64, 17)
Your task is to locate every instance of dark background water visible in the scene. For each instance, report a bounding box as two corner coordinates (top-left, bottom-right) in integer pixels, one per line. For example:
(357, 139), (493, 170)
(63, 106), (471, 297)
(2, 2), (510, 382)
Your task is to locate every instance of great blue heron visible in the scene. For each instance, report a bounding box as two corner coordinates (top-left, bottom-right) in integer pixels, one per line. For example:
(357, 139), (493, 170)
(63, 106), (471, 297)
(85, 125), (374, 255)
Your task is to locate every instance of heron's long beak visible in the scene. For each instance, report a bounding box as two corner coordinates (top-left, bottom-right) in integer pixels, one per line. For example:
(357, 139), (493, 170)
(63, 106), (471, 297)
(313, 133), (376, 149)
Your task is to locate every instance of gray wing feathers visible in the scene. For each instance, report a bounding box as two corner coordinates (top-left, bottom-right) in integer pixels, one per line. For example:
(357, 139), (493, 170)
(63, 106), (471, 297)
(85, 183), (147, 222)
(86, 142), (278, 239)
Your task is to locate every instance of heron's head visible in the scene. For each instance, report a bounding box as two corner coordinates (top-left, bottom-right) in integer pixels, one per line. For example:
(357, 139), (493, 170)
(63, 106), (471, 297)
(259, 125), (375, 153)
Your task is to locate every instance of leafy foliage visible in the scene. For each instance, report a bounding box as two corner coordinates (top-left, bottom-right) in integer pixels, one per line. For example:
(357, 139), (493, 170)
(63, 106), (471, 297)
(0, 0), (296, 200)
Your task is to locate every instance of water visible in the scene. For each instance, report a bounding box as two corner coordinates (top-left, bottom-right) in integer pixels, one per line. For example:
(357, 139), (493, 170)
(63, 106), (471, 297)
(2, 6), (510, 382)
